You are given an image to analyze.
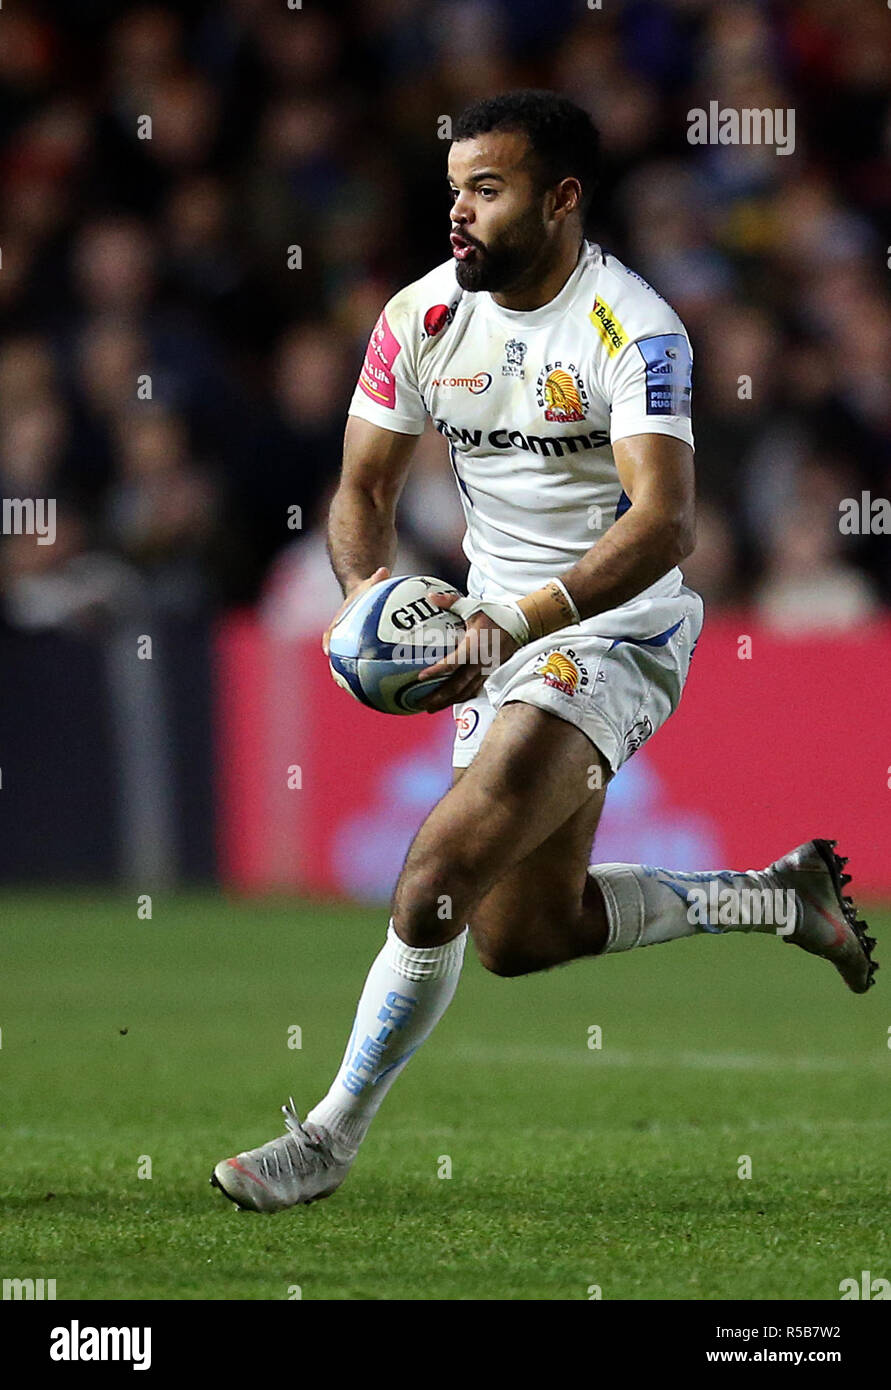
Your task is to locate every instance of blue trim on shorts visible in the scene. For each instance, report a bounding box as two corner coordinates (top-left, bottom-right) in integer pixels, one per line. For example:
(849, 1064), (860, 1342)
(607, 619), (683, 651)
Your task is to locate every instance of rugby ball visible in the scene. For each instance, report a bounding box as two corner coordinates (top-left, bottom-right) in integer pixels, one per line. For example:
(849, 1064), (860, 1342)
(328, 575), (465, 715)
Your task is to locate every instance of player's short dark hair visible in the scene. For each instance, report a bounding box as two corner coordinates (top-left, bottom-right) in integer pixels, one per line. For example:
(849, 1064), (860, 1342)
(452, 90), (601, 218)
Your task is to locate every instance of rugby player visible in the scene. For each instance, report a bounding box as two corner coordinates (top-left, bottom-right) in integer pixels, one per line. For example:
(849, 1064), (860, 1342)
(212, 91), (877, 1213)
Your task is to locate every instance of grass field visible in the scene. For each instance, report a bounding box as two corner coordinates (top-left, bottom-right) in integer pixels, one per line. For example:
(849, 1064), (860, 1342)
(1, 890), (889, 1301)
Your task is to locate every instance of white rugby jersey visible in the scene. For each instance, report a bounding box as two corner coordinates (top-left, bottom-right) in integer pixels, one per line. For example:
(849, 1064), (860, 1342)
(347, 240), (694, 626)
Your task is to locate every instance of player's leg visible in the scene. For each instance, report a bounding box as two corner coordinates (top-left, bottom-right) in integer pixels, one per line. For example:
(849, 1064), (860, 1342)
(211, 699), (605, 1212)
(445, 766), (876, 993)
(391, 700), (609, 951)
(302, 704), (609, 1150)
(465, 599), (878, 994)
(212, 597), (877, 1210)
(588, 840), (878, 993)
(449, 755), (610, 975)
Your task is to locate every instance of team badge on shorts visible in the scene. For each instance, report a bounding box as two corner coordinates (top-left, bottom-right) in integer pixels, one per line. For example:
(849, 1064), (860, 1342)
(535, 361), (589, 422)
(624, 715), (653, 755)
(537, 649), (590, 696)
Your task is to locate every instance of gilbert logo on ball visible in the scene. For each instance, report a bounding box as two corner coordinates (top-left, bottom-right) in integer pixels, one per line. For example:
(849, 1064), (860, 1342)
(328, 575), (465, 715)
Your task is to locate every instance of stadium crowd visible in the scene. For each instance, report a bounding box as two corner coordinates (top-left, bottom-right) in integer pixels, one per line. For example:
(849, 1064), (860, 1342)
(1, 0), (889, 636)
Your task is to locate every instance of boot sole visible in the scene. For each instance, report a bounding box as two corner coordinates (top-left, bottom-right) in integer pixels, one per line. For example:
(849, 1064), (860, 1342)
(810, 838), (879, 993)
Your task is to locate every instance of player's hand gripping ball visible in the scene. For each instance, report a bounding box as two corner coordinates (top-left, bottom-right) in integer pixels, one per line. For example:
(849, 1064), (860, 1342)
(327, 574), (466, 715)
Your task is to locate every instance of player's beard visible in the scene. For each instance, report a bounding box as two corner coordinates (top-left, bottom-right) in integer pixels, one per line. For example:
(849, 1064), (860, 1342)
(454, 207), (549, 294)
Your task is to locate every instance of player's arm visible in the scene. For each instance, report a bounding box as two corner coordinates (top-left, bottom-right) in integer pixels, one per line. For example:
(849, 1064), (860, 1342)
(557, 432), (695, 622)
(323, 416), (419, 652)
(482, 432), (695, 641)
(418, 433), (695, 707)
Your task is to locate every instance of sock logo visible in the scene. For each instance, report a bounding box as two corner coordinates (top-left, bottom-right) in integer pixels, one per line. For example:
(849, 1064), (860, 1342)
(341, 991), (417, 1096)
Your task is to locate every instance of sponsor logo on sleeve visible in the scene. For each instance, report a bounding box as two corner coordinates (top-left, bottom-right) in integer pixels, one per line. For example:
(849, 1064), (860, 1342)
(588, 297), (626, 355)
(636, 334), (692, 417)
(359, 311), (402, 409)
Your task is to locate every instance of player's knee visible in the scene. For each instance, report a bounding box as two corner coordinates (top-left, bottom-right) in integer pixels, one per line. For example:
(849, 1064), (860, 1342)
(393, 847), (475, 945)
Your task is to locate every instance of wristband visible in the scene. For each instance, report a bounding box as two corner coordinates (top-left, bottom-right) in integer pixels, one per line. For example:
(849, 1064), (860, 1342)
(450, 595), (531, 646)
(550, 576), (581, 624)
(516, 577), (581, 641)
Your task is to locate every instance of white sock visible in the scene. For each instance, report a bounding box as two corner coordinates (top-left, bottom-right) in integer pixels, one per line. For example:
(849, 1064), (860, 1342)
(587, 863), (797, 953)
(306, 920), (467, 1157)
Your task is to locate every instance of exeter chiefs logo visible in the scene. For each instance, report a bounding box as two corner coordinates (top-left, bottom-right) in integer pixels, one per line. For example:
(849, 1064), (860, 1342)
(536, 361), (589, 423)
(537, 648), (589, 696)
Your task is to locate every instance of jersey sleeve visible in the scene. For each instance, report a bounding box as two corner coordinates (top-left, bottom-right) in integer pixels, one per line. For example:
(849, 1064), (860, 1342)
(347, 292), (427, 436)
(598, 297), (694, 449)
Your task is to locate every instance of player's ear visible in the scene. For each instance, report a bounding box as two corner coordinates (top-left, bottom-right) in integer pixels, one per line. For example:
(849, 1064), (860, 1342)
(553, 177), (582, 220)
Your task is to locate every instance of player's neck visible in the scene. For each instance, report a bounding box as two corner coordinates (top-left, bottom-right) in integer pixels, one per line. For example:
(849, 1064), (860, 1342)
(489, 236), (584, 312)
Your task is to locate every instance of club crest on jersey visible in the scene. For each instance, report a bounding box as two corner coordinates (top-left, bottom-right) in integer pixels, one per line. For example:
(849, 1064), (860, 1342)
(588, 296), (626, 356)
(537, 648), (589, 697)
(502, 338), (527, 378)
(535, 361), (589, 423)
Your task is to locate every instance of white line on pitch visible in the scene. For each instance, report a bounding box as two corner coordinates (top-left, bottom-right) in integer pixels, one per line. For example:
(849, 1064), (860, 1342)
(452, 1043), (885, 1073)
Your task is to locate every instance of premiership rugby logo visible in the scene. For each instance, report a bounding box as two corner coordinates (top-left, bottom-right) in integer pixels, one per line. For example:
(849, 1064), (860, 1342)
(537, 649), (589, 696)
(536, 362), (588, 423)
(589, 297), (626, 356)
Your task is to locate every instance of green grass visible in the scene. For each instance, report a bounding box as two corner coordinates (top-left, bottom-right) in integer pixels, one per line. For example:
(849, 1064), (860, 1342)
(1, 890), (889, 1300)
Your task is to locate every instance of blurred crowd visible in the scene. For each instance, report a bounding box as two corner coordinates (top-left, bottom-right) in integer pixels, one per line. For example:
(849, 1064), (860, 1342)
(1, 0), (889, 636)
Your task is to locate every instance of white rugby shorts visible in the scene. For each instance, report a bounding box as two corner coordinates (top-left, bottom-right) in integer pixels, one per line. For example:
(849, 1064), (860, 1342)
(452, 586), (703, 775)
